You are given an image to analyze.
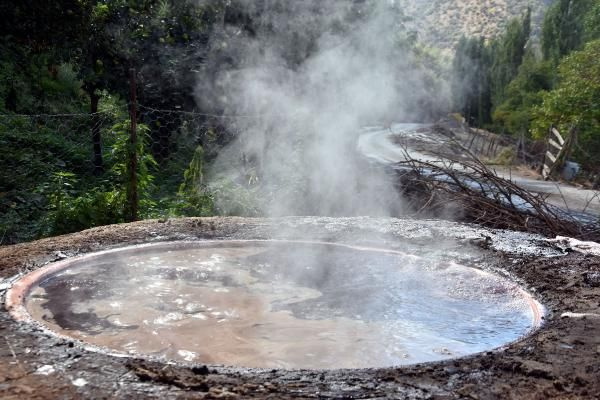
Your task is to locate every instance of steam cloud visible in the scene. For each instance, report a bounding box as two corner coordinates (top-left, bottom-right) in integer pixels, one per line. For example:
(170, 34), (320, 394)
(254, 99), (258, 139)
(196, 0), (449, 217)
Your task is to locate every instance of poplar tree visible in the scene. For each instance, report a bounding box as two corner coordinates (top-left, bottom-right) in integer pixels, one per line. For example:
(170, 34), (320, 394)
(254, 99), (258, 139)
(541, 0), (594, 65)
(489, 8), (531, 109)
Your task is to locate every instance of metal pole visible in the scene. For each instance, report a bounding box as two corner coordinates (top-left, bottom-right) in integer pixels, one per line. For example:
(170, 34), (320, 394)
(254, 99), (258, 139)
(128, 68), (139, 222)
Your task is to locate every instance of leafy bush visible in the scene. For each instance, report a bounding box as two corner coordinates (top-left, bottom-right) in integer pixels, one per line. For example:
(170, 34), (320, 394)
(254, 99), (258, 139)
(0, 115), (91, 243)
(39, 119), (157, 236)
(108, 120), (157, 218)
(173, 145), (215, 217)
(490, 147), (516, 166)
(209, 178), (261, 217)
(532, 39), (600, 171)
(39, 172), (123, 236)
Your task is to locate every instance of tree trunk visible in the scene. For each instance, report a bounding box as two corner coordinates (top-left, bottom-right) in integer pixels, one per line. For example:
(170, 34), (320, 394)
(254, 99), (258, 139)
(90, 91), (104, 175)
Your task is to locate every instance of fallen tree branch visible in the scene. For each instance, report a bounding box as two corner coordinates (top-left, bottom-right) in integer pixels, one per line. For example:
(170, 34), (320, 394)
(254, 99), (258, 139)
(391, 144), (600, 241)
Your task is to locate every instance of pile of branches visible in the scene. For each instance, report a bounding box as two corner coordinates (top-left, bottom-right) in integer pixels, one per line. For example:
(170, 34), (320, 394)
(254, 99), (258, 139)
(392, 147), (600, 241)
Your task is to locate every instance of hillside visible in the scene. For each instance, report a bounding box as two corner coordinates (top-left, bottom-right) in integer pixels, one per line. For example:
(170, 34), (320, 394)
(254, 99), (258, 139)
(397, 0), (552, 49)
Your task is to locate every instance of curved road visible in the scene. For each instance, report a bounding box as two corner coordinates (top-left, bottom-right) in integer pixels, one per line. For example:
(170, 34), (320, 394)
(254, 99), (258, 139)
(358, 124), (600, 218)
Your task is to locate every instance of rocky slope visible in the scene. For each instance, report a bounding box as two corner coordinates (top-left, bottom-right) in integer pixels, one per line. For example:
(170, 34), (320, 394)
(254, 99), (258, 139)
(397, 0), (552, 49)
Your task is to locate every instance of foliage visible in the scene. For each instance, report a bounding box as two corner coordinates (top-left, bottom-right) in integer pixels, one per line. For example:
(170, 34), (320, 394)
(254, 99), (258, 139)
(174, 145), (215, 217)
(492, 50), (553, 135)
(39, 172), (123, 236)
(454, 1), (599, 134)
(452, 9), (531, 128)
(0, 114), (91, 242)
(584, 1), (600, 41)
(39, 119), (158, 236)
(6, 0), (598, 244)
(0, 39), (88, 114)
(541, 0), (595, 65)
(209, 178), (261, 217)
(452, 36), (493, 126)
(108, 119), (157, 216)
(535, 39), (600, 133)
(489, 146), (516, 166)
(396, 0), (549, 50)
(0, 0), (93, 54)
(0, 1), (250, 243)
(489, 8), (531, 108)
(532, 40), (600, 170)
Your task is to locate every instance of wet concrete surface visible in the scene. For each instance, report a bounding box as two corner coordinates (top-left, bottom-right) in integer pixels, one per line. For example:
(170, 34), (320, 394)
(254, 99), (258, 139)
(1, 217), (599, 399)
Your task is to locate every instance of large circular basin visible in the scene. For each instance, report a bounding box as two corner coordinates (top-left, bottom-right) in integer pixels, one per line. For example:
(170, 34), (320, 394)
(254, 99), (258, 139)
(7, 240), (543, 369)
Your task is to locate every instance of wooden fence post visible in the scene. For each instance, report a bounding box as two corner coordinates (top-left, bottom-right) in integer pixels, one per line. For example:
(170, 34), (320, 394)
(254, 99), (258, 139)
(128, 68), (139, 222)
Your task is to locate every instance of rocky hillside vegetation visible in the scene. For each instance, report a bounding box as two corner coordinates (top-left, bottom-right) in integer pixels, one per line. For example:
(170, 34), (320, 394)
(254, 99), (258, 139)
(451, 0), (600, 181)
(397, 0), (551, 49)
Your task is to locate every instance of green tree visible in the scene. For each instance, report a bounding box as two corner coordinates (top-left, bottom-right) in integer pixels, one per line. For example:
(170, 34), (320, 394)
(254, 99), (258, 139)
(175, 145), (214, 216)
(541, 0), (595, 65)
(489, 8), (531, 108)
(493, 50), (553, 136)
(452, 36), (493, 126)
(584, 0), (600, 42)
(40, 119), (158, 236)
(452, 9), (532, 128)
(533, 40), (600, 170)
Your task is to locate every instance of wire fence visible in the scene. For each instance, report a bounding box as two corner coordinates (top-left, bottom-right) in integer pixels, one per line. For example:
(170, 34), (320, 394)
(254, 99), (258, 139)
(4, 105), (592, 245)
(0, 105), (255, 245)
(454, 123), (546, 169)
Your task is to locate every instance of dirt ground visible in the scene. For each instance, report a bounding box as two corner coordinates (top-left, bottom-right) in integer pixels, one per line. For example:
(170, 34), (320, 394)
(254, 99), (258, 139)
(1, 217), (599, 399)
